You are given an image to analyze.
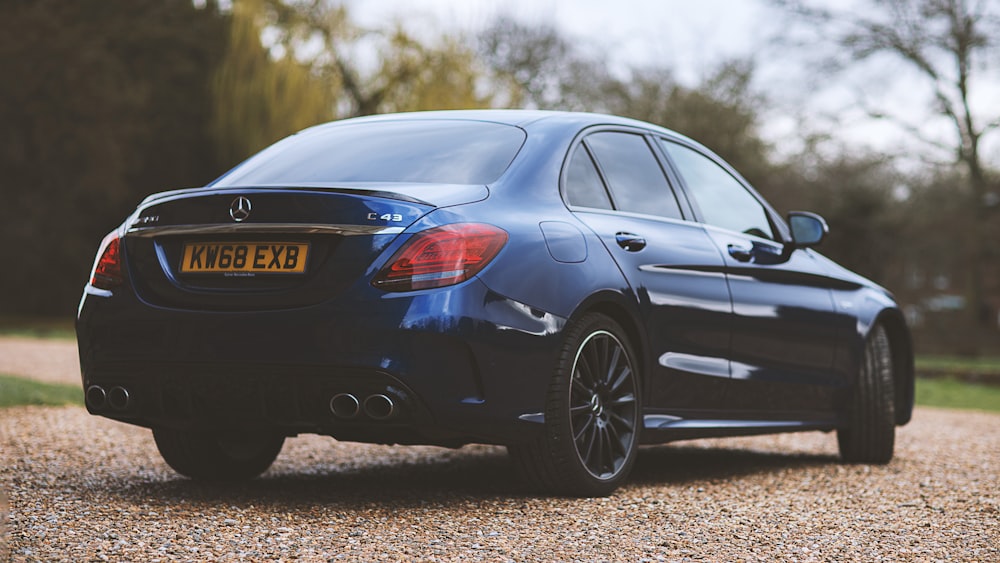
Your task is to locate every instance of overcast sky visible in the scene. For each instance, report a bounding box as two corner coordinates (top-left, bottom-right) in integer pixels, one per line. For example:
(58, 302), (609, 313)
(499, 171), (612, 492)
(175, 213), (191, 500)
(348, 0), (772, 84)
(345, 0), (1000, 166)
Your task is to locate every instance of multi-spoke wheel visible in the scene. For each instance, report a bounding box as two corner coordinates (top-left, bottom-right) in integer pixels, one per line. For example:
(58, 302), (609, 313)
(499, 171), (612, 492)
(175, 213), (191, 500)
(509, 312), (640, 496)
(568, 329), (638, 480)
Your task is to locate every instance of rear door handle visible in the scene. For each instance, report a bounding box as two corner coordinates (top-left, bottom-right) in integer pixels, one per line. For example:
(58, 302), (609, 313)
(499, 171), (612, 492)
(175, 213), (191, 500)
(727, 243), (753, 262)
(615, 232), (646, 252)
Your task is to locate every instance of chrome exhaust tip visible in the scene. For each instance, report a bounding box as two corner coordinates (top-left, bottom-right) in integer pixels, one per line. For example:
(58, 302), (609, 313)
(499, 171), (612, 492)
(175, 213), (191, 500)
(330, 393), (360, 419)
(107, 386), (130, 411)
(86, 385), (107, 410)
(364, 394), (395, 420)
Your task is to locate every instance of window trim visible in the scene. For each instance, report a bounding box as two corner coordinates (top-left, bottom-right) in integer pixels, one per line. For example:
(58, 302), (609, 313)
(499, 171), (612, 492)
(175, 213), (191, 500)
(565, 141), (616, 211)
(655, 137), (792, 244)
(559, 126), (693, 222)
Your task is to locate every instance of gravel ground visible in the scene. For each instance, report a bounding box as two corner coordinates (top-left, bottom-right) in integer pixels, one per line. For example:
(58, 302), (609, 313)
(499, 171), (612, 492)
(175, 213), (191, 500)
(0, 337), (79, 385)
(1, 404), (997, 562)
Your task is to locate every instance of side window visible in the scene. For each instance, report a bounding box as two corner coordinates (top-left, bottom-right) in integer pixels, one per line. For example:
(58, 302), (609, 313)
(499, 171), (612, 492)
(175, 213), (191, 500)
(586, 132), (683, 220)
(564, 145), (613, 209)
(661, 141), (774, 240)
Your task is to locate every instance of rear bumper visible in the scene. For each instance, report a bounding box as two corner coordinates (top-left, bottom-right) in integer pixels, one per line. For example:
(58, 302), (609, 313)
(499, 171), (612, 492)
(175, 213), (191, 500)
(77, 278), (566, 445)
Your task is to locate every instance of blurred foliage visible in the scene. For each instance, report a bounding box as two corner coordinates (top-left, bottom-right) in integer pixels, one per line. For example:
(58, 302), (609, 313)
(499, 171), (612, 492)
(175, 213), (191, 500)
(262, 0), (491, 116)
(773, 0), (1000, 341)
(371, 27), (492, 113)
(211, 0), (334, 170)
(0, 0), (996, 355)
(759, 150), (904, 284)
(477, 15), (615, 111)
(0, 0), (227, 315)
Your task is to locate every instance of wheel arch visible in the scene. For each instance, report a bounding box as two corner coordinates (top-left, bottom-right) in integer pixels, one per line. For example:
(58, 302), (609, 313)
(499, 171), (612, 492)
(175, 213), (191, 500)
(874, 308), (915, 426)
(567, 291), (648, 395)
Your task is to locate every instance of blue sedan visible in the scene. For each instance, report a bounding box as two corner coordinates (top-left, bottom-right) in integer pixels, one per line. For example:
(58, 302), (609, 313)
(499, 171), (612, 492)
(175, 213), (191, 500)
(77, 110), (913, 496)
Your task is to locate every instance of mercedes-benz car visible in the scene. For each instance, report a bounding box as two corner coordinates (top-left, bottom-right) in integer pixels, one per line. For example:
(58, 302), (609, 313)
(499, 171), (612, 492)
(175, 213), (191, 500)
(77, 110), (913, 496)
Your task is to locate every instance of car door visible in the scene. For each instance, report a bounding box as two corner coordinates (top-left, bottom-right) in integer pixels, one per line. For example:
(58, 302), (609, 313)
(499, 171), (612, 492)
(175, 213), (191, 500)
(564, 130), (733, 415)
(659, 139), (846, 416)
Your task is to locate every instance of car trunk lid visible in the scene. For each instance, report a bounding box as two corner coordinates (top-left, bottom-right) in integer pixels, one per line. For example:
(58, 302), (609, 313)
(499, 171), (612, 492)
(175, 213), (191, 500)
(121, 185), (475, 310)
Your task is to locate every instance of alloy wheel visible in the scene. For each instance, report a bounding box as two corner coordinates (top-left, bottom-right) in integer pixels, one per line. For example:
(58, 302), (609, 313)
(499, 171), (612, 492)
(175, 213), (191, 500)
(568, 330), (638, 480)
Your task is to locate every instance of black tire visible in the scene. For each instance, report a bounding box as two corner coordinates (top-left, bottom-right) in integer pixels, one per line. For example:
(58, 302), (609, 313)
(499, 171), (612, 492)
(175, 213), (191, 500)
(153, 428), (285, 481)
(837, 324), (895, 463)
(510, 313), (641, 496)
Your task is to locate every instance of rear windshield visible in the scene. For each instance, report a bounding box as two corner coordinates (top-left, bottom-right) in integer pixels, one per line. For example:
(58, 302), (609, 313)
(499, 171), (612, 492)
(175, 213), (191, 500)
(213, 120), (527, 186)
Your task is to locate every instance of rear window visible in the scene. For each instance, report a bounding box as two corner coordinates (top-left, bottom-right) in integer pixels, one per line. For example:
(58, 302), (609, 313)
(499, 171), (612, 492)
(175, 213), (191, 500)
(213, 120), (527, 186)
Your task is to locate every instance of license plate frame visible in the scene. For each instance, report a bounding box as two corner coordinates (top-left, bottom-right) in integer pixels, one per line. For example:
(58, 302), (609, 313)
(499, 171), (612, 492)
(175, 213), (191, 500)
(179, 242), (310, 275)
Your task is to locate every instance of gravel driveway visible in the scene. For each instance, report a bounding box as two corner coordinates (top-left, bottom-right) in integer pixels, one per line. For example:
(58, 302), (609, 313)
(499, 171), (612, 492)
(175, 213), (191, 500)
(2, 403), (996, 562)
(0, 337), (79, 386)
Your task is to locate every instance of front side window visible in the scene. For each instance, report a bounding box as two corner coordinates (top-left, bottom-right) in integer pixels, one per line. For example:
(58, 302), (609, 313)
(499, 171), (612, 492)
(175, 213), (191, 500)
(661, 141), (774, 240)
(586, 132), (683, 220)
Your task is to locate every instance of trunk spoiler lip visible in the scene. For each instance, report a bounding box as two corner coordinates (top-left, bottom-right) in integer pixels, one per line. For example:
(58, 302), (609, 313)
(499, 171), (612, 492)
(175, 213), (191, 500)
(126, 223), (405, 238)
(139, 182), (490, 208)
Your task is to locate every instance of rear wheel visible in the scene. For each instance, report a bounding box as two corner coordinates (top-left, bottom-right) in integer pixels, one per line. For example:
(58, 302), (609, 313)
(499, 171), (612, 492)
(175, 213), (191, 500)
(837, 324), (895, 463)
(510, 313), (640, 496)
(153, 428), (285, 481)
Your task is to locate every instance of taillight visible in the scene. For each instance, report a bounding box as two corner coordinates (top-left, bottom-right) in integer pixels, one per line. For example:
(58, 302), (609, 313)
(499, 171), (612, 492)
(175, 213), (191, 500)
(372, 223), (508, 292)
(90, 231), (123, 289)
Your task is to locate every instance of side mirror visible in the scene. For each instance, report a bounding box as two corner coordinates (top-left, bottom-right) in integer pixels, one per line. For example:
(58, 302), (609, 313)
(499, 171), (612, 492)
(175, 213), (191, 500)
(787, 211), (828, 247)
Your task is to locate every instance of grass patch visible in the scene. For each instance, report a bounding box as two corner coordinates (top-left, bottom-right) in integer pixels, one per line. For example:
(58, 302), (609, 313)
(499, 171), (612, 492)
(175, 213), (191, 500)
(0, 374), (83, 408)
(0, 316), (75, 340)
(1, 374), (995, 412)
(916, 355), (1000, 373)
(915, 377), (1000, 412)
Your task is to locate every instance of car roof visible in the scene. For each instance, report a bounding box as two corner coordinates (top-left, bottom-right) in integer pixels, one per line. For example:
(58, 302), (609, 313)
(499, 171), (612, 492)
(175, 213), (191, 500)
(301, 109), (691, 141)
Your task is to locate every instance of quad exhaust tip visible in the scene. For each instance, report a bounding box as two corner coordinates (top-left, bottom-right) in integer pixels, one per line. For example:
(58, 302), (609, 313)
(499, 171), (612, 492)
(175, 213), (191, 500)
(86, 385), (107, 410)
(330, 393), (360, 419)
(86, 385), (131, 411)
(107, 386), (131, 410)
(364, 394), (395, 420)
(329, 392), (396, 420)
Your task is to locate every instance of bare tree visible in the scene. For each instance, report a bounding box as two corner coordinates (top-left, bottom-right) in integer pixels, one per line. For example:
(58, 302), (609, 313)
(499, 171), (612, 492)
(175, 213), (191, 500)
(263, 0), (489, 117)
(776, 0), (1000, 327)
(476, 15), (616, 111)
(477, 16), (569, 108)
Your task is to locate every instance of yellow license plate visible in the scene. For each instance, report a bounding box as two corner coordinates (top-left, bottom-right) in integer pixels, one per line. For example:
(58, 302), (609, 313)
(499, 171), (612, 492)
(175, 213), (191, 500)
(180, 242), (309, 274)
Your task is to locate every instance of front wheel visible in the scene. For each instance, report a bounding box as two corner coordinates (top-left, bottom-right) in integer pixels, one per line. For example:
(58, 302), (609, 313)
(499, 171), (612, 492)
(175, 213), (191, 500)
(837, 324), (895, 463)
(510, 313), (641, 496)
(153, 427), (285, 481)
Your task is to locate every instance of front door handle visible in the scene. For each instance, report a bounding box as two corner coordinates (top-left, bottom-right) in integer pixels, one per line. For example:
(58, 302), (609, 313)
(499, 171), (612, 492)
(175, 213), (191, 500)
(615, 232), (646, 252)
(727, 243), (753, 262)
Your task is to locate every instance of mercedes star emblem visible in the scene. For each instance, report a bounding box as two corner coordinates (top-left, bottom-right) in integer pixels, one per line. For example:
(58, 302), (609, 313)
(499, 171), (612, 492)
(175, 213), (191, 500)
(229, 196), (252, 222)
